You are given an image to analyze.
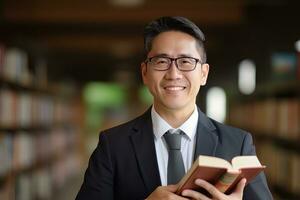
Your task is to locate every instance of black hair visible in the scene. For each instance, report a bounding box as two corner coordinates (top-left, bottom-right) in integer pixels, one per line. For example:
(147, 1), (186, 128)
(143, 16), (207, 63)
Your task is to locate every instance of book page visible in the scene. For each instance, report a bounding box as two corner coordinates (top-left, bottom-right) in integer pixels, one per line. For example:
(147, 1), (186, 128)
(231, 156), (262, 169)
(199, 156), (232, 169)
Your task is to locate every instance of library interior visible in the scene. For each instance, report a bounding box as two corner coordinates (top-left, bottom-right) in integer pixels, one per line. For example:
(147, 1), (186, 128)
(0, 0), (300, 199)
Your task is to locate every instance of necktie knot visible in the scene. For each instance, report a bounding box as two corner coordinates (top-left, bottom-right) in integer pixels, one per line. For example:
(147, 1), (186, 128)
(164, 130), (182, 150)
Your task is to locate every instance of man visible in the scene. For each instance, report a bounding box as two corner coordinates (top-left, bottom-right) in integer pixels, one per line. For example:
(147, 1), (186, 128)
(76, 16), (273, 200)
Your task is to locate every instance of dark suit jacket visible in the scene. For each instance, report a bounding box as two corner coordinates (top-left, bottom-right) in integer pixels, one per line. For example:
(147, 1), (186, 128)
(76, 108), (273, 200)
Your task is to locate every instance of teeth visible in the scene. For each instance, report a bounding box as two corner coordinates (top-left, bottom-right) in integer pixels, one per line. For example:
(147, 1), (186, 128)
(165, 86), (184, 91)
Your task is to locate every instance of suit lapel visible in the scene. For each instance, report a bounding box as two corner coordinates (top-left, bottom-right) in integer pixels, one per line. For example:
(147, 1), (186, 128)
(130, 109), (161, 194)
(193, 108), (219, 160)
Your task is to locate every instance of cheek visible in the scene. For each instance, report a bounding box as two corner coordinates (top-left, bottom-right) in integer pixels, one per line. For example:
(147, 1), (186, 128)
(144, 74), (158, 91)
(150, 77), (161, 91)
(188, 75), (202, 91)
(148, 72), (162, 84)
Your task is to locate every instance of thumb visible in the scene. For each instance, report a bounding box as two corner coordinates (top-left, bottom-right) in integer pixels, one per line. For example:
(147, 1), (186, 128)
(234, 178), (247, 194)
(165, 184), (178, 192)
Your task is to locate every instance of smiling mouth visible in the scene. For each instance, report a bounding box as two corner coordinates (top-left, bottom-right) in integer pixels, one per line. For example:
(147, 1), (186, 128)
(164, 86), (186, 91)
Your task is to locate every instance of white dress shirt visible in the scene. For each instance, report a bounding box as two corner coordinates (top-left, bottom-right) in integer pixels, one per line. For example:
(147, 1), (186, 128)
(151, 106), (198, 186)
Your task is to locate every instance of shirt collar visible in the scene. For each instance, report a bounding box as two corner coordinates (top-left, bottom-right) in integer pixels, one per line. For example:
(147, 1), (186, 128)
(151, 105), (198, 140)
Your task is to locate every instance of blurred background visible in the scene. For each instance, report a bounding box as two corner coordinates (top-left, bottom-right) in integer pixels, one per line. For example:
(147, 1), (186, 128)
(0, 0), (299, 199)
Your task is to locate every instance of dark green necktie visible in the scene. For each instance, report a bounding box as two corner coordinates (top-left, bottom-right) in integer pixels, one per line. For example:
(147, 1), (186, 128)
(164, 130), (185, 184)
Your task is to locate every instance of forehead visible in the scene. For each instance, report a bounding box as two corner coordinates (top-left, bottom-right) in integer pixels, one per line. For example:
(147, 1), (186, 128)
(149, 31), (200, 57)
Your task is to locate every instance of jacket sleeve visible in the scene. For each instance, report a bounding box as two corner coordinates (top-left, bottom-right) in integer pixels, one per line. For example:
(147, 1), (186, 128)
(241, 133), (273, 200)
(76, 133), (114, 200)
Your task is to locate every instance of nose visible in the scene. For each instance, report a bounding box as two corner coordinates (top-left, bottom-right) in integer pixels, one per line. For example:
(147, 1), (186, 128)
(164, 61), (183, 80)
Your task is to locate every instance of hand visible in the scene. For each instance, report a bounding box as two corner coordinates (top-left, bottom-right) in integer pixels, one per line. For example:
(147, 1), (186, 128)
(181, 178), (246, 200)
(146, 185), (189, 200)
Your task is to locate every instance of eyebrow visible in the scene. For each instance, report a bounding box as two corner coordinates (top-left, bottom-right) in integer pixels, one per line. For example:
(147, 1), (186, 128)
(151, 53), (195, 58)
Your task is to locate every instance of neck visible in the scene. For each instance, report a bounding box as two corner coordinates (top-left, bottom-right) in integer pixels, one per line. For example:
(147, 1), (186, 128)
(154, 104), (195, 128)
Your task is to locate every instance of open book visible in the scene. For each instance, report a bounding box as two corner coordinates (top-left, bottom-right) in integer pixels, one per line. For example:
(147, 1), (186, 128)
(176, 155), (266, 195)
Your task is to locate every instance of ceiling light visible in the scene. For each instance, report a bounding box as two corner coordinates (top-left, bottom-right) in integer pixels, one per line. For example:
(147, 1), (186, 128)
(295, 40), (300, 52)
(206, 87), (226, 123)
(238, 59), (256, 95)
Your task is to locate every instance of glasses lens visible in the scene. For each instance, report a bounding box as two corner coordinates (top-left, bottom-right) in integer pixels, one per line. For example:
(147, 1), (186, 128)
(149, 57), (170, 70)
(177, 57), (196, 71)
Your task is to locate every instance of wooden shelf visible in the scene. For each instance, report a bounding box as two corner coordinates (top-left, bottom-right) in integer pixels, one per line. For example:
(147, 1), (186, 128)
(0, 123), (76, 132)
(0, 78), (50, 94)
(230, 80), (300, 103)
(255, 80), (300, 96)
(252, 132), (300, 153)
(0, 126), (52, 132)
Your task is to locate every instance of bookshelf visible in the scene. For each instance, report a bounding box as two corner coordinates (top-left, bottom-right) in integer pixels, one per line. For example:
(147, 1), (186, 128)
(228, 80), (300, 199)
(0, 45), (84, 200)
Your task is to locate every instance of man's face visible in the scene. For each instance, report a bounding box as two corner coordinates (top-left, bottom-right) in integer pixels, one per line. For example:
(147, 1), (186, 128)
(141, 31), (209, 115)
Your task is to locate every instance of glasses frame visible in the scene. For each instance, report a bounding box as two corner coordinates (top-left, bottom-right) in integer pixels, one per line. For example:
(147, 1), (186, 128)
(145, 56), (202, 72)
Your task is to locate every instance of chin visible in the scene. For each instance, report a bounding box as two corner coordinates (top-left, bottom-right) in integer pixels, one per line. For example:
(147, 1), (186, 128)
(163, 102), (187, 110)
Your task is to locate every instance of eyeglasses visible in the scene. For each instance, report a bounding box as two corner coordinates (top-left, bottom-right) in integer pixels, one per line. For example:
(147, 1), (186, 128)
(145, 56), (201, 71)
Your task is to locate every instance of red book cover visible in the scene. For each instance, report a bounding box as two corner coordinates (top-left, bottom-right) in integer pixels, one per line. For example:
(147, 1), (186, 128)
(176, 155), (265, 195)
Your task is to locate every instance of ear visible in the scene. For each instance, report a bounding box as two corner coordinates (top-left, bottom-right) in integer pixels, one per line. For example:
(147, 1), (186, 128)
(200, 63), (209, 86)
(141, 62), (147, 84)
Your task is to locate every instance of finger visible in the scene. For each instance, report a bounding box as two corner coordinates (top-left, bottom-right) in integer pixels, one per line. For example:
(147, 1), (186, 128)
(194, 179), (224, 199)
(177, 195), (192, 200)
(161, 185), (190, 200)
(147, 186), (189, 200)
(165, 187), (190, 200)
(165, 184), (178, 192)
(233, 178), (246, 194)
(181, 189), (211, 200)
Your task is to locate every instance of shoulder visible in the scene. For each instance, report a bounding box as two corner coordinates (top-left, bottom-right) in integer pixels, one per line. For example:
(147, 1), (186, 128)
(197, 107), (251, 142)
(211, 118), (250, 139)
(209, 118), (254, 154)
(100, 116), (140, 139)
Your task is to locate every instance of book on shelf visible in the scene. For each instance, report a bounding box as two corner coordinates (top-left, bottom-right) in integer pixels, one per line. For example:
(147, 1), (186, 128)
(176, 155), (265, 195)
(0, 89), (17, 128)
(2, 48), (32, 86)
(0, 133), (12, 177)
(291, 153), (300, 194)
(229, 99), (300, 140)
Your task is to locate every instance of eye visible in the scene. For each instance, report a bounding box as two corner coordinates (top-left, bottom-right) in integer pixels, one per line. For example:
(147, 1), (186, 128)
(179, 58), (194, 65)
(152, 57), (169, 65)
